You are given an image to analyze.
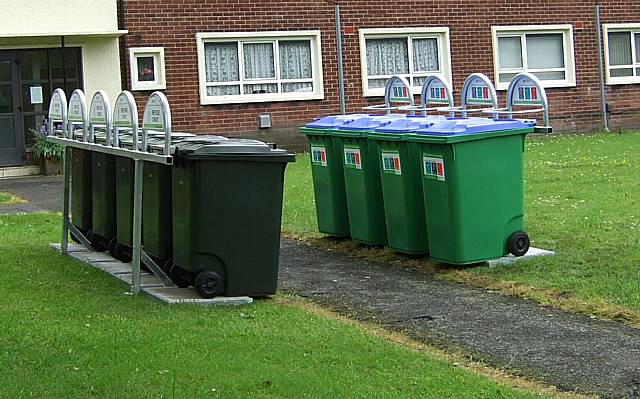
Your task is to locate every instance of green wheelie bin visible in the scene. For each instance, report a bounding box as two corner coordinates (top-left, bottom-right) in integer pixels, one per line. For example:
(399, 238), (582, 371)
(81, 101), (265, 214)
(70, 148), (92, 240)
(300, 114), (370, 237)
(168, 137), (294, 299)
(90, 138), (117, 252)
(333, 115), (402, 246)
(408, 118), (535, 265)
(111, 133), (198, 264)
(368, 116), (444, 254)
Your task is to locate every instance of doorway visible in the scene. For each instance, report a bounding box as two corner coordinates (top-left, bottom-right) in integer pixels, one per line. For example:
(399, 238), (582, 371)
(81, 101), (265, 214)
(0, 52), (22, 166)
(0, 47), (83, 167)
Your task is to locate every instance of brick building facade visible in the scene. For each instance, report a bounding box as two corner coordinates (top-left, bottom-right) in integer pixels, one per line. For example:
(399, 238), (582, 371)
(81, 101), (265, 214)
(119, 0), (640, 151)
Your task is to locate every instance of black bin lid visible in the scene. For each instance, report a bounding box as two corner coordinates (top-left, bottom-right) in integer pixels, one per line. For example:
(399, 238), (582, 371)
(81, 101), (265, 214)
(174, 136), (294, 162)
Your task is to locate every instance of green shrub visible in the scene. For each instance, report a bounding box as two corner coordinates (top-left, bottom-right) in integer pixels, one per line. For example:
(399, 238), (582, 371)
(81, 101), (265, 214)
(32, 131), (64, 160)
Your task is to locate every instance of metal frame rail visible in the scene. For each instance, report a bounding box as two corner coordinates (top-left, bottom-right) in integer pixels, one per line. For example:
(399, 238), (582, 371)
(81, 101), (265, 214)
(47, 88), (176, 294)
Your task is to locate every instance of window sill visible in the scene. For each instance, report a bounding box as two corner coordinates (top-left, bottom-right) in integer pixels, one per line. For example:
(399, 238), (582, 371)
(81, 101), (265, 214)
(606, 78), (640, 86)
(199, 92), (325, 105)
(495, 80), (576, 91)
(131, 82), (166, 91)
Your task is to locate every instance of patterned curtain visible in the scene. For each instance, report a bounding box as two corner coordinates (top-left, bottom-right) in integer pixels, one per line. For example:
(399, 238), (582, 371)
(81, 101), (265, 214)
(412, 38), (439, 72)
(204, 42), (239, 82)
(280, 40), (313, 92)
(243, 43), (275, 79)
(366, 38), (409, 76)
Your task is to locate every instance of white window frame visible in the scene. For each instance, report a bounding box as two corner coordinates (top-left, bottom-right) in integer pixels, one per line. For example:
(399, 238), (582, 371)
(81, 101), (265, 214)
(491, 25), (576, 90)
(129, 47), (166, 91)
(359, 27), (452, 97)
(196, 31), (324, 105)
(603, 23), (640, 85)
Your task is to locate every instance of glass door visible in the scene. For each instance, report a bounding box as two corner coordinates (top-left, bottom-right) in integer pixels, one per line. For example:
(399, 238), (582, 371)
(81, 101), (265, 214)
(0, 52), (23, 167)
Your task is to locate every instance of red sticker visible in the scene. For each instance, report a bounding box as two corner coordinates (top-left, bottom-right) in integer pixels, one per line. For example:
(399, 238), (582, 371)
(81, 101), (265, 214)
(437, 163), (443, 176)
(355, 153), (361, 165)
(483, 87), (489, 99)
(394, 158), (400, 170)
(531, 87), (538, 100)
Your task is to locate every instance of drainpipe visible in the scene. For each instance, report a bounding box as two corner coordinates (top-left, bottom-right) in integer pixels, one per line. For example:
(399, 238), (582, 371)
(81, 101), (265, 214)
(335, 3), (347, 114)
(60, 36), (67, 89)
(595, 3), (610, 132)
(118, 0), (128, 91)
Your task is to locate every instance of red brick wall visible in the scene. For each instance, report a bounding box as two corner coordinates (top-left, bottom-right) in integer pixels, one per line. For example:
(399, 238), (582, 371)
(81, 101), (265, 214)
(121, 0), (640, 150)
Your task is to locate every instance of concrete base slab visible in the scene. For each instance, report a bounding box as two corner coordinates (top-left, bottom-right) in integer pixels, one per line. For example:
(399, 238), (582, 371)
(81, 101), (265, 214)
(117, 273), (165, 288)
(49, 243), (254, 306)
(143, 287), (253, 306)
(50, 242), (90, 253)
(95, 261), (135, 275)
(0, 166), (40, 179)
(486, 247), (556, 267)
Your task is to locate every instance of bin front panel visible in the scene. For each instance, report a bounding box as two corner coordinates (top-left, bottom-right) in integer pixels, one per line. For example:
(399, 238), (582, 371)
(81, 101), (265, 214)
(91, 152), (117, 239)
(419, 133), (526, 264)
(71, 148), (92, 232)
(142, 163), (173, 262)
(307, 133), (350, 237)
(340, 137), (387, 245)
(115, 157), (134, 247)
(172, 158), (289, 296)
(377, 139), (428, 254)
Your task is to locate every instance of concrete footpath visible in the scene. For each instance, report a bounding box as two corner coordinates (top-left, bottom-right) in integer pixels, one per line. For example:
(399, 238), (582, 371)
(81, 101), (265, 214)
(3, 175), (640, 398)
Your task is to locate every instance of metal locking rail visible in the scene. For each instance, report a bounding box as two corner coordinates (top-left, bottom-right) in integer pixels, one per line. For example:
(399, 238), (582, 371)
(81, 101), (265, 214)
(363, 75), (416, 115)
(47, 88), (175, 294)
(438, 73), (500, 119)
(483, 72), (552, 133)
(399, 75), (455, 117)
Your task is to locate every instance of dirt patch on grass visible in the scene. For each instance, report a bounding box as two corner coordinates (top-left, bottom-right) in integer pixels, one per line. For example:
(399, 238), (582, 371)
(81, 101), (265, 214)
(0, 192), (28, 205)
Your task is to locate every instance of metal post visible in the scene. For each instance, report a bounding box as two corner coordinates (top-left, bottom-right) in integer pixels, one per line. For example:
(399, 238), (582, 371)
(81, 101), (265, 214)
(335, 4), (346, 114)
(595, 4), (610, 132)
(60, 146), (72, 254)
(131, 158), (144, 294)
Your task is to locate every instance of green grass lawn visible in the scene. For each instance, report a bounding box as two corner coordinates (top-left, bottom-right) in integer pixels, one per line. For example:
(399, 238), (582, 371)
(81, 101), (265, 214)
(0, 213), (545, 399)
(283, 132), (640, 313)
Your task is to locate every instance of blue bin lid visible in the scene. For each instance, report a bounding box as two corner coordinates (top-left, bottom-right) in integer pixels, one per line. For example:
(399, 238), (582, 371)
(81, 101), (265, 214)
(305, 114), (371, 129)
(338, 114), (405, 131)
(415, 118), (534, 136)
(373, 116), (445, 133)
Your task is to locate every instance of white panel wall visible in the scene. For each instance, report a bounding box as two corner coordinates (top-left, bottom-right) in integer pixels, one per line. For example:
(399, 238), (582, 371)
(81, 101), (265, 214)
(0, 0), (118, 36)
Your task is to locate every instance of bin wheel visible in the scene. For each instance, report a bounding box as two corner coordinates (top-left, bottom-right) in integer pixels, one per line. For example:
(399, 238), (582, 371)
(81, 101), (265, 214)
(70, 231), (81, 244)
(90, 232), (108, 252)
(194, 270), (223, 299)
(109, 241), (132, 263)
(164, 261), (191, 288)
(508, 231), (530, 257)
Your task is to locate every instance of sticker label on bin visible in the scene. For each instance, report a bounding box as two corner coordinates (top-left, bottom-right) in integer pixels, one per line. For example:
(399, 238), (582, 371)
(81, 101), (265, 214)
(344, 146), (362, 170)
(423, 154), (445, 181)
(382, 151), (402, 175)
(311, 146), (327, 167)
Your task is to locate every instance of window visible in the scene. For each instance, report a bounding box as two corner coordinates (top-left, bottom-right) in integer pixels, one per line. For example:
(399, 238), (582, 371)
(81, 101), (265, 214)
(129, 47), (166, 91)
(359, 28), (451, 97)
(603, 24), (640, 84)
(196, 31), (324, 105)
(492, 25), (575, 89)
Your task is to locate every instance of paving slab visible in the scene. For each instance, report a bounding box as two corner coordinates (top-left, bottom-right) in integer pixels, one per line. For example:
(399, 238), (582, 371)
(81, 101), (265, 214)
(50, 243), (253, 306)
(143, 287), (253, 306)
(487, 247), (556, 267)
(279, 238), (640, 399)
